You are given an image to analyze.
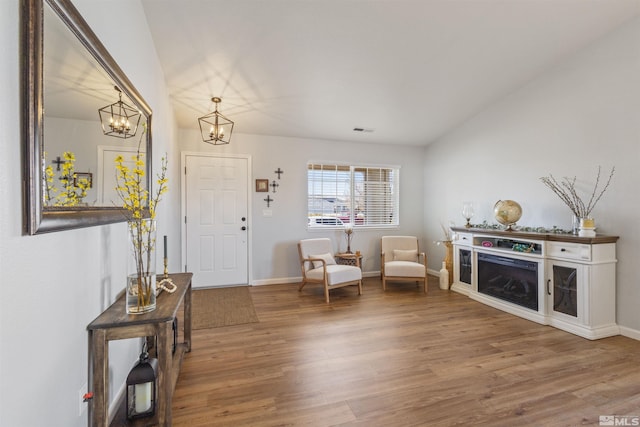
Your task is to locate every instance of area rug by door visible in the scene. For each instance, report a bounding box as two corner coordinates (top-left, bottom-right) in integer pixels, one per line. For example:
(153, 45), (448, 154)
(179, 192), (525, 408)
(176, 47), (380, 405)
(192, 286), (259, 329)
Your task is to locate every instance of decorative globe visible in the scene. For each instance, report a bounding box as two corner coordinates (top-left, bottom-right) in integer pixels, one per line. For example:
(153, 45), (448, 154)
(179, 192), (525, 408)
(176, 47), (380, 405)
(493, 200), (522, 230)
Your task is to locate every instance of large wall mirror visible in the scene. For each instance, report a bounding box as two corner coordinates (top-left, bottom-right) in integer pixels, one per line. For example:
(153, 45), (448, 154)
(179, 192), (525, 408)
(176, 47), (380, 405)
(22, 0), (152, 234)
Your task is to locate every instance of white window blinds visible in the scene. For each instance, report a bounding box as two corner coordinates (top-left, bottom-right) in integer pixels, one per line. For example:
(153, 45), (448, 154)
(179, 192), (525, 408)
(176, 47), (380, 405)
(307, 163), (399, 227)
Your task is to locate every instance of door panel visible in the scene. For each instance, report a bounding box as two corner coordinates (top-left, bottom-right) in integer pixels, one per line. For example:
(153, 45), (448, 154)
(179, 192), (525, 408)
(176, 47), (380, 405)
(185, 155), (248, 287)
(199, 235), (215, 271)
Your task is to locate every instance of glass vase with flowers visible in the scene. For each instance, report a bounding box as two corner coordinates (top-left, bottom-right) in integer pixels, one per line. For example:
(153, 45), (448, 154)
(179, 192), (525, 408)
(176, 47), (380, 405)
(115, 128), (168, 314)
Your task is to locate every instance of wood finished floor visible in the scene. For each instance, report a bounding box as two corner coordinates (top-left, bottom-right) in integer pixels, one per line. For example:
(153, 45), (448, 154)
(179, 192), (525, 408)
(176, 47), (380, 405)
(171, 277), (640, 427)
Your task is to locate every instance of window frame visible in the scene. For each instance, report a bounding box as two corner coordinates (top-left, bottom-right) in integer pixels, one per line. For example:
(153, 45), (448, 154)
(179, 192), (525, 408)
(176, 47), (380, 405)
(307, 161), (400, 230)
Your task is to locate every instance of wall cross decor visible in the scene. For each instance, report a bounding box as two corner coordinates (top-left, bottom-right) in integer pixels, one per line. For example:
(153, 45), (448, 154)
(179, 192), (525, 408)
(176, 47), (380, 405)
(274, 167), (284, 179)
(270, 180), (279, 193)
(264, 195), (273, 207)
(52, 156), (64, 171)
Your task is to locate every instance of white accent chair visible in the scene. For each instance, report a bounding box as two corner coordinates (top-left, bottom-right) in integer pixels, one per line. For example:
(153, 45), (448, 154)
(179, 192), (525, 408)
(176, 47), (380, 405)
(380, 236), (427, 293)
(298, 238), (363, 303)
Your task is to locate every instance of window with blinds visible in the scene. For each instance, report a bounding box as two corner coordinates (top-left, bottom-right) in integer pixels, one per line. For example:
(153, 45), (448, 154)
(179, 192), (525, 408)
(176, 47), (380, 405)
(307, 163), (399, 228)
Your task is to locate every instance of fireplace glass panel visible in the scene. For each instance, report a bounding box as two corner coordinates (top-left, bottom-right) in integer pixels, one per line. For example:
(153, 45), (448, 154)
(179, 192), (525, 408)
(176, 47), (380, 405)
(477, 252), (538, 310)
(553, 265), (577, 317)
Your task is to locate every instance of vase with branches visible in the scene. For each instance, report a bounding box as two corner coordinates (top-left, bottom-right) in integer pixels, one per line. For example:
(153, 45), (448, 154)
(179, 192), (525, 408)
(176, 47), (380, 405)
(435, 223), (453, 286)
(540, 166), (614, 234)
(115, 127), (169, 314)
(344, 224), (354, 254)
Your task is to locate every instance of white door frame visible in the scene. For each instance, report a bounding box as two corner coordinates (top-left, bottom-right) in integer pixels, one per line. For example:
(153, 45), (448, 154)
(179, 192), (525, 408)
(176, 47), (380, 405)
(180, 151), (253, 285)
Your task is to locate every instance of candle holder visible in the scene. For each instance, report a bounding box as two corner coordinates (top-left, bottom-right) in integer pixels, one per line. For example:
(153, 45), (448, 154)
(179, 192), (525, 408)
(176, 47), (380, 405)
(462, 202), (474, 228)
(157, 259), (176, 293)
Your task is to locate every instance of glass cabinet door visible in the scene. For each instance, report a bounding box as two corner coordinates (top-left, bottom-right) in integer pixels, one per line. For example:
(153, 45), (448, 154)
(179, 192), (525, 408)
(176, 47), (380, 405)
(552, 264), (578, 317)
(458, 248), (472, 285)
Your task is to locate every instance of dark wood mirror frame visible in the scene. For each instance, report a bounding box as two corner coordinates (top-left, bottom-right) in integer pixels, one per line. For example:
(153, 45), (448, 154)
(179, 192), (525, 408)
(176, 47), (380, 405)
(21, 0), (152, 234)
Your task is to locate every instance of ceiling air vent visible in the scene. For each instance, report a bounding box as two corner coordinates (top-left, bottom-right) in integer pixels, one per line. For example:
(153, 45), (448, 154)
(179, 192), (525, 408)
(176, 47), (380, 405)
(353, 127), (374, 132)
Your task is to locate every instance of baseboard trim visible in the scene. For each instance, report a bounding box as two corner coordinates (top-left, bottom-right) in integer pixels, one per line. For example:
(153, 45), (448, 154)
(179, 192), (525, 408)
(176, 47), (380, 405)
(252, 270), (381, 286)
(108, 373), (127, 424)
(252, 277), (300, 286)
(619, 326), (640, 341)
(427, 268), (439, 276)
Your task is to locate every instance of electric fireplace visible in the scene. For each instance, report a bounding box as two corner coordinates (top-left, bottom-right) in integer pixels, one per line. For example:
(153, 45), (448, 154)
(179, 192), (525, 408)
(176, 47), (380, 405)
(451, 227), (619, 340)
(477, 252), (539, 311)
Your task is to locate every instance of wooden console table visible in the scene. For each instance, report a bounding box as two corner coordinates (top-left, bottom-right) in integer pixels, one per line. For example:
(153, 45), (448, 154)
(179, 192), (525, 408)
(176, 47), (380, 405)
(87, 273), (193, 427)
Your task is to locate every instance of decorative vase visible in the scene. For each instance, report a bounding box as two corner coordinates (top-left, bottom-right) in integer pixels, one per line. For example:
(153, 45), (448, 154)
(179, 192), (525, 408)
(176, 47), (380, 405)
(443, 240), (453, 285)
(126, 219), (157, 314)
(572, 215), (580, 235)
(344, 224), (354, 254)
(578, 217), (596, 237)
(439, 261), (449, 290)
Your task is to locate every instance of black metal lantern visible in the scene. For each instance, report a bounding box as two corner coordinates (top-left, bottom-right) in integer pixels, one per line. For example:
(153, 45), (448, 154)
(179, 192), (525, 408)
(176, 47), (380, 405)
(98, 86), (141, 139)
(126, 350), (158, 419)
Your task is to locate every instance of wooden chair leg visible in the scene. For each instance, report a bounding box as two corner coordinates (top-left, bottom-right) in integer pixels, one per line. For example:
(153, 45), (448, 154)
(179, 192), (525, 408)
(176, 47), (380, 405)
(382, 277), (386, 291)
(324, 285), (330, 303)
(298, 280), (307, 291)
(357, 280), (363, 295)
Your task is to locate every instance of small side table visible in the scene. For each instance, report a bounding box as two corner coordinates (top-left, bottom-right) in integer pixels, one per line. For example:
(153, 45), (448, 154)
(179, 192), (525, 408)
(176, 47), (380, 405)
(335, 252), (363, 269)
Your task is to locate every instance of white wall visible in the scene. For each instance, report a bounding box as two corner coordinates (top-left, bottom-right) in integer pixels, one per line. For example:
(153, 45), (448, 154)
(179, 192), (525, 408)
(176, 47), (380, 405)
(178, 130), (426, 282)
(0, 1), (179, 426)
(3, 1), (639, 425)
(423, 17), (640, 334)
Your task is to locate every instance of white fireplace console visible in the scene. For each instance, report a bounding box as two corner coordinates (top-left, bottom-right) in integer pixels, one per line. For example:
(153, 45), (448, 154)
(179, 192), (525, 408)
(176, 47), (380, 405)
(451, 227), (619, 340)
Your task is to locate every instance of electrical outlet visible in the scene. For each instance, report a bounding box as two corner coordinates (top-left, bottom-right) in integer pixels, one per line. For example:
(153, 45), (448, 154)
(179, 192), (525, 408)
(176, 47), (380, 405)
(78, 383), (88, 416)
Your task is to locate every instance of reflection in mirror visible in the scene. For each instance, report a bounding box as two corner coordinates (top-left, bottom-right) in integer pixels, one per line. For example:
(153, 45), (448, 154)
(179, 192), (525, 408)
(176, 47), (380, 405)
(98, 86), (142, 139)
(23, 0), (152, 234)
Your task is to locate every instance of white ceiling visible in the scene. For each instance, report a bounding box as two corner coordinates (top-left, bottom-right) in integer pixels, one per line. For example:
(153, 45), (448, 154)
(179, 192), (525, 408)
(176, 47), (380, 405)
(141, 0), (640, 146)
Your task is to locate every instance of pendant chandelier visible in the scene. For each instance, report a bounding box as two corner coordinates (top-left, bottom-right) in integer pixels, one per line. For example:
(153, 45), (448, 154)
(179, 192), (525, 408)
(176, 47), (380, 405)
(198, 97), (234, 145)
(98, 86), (141, 139)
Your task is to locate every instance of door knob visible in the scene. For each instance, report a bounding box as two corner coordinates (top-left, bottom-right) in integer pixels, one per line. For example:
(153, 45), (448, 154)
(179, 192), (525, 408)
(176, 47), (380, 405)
(241, 226), (247, 231)
(241, 217), (246, 221)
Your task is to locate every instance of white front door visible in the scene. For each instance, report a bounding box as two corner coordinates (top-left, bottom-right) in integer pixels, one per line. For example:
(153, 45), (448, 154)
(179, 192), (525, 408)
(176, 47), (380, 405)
(184, 154), (249, 288)
(98, 146), (143, 206)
